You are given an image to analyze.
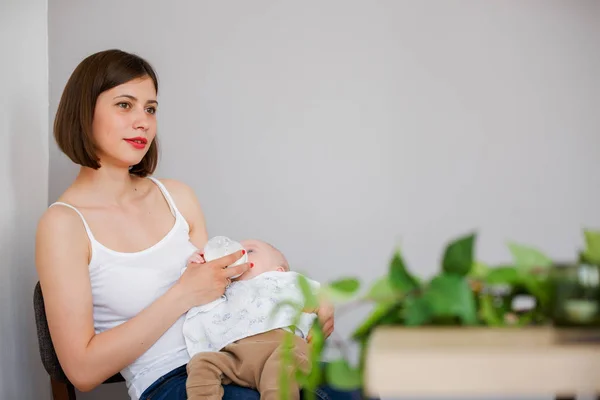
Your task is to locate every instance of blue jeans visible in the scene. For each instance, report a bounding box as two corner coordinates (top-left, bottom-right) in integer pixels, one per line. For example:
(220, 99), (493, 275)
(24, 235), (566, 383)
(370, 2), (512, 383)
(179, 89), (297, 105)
(139, 364), (368, 400)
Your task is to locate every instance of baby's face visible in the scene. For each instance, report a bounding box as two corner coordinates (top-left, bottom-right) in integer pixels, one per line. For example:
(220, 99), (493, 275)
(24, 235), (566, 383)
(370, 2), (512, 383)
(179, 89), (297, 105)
(235, 239), (288, 281)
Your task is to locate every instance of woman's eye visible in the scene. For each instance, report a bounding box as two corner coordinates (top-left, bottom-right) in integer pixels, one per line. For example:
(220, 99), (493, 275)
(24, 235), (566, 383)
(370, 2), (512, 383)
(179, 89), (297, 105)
(146, 107), (157, 115)
(117, 102), (130, 109)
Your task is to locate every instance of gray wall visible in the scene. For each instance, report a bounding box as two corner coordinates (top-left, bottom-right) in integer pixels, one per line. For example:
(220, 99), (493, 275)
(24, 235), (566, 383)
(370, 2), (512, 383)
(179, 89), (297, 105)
(48, 1), (600, 399)
(0, 0), (51, 399)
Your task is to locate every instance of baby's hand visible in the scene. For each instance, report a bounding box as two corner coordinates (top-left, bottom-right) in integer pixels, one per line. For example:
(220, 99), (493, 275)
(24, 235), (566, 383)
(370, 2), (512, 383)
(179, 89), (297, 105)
(188, 251), (205, 264)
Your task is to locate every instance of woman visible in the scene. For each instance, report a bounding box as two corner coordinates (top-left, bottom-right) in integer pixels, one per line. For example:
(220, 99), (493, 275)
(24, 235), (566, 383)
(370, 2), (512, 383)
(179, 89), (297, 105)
(36, 49), (336, 400)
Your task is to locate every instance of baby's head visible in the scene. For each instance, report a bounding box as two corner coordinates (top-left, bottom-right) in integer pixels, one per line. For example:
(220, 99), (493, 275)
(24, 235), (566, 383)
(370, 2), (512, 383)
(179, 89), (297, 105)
(236, 239), (289, 281)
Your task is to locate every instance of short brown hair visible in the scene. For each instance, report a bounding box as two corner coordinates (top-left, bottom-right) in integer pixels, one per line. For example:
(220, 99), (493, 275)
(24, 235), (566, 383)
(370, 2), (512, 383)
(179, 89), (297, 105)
(54, 49), (159, 177)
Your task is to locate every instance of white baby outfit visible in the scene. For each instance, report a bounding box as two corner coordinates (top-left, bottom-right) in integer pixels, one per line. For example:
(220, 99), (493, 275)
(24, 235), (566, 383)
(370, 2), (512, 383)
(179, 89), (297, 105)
(182, 271), (319, 358)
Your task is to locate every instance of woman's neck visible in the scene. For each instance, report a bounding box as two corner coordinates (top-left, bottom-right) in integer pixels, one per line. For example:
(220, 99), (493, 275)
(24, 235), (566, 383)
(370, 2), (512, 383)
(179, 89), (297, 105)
(73, 164), (144, 206)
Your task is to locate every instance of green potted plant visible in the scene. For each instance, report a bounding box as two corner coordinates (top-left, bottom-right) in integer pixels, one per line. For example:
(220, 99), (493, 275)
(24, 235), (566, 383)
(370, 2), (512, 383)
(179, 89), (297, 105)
(274, 228), (600, 400)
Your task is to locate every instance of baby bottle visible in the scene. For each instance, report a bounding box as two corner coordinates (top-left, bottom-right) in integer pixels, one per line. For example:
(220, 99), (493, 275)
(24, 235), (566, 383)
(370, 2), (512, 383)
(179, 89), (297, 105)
(203, 236), (248, 279)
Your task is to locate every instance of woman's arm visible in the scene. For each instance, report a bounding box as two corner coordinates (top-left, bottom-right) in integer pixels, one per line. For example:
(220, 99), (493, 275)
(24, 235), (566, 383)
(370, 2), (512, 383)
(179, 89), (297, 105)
(35, 204), (246, 392)
(35, 206), (190, 391)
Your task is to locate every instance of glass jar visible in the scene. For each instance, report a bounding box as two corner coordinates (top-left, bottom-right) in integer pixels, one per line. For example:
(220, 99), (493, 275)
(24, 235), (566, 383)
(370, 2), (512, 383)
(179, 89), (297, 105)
(550, 262), (600, 327)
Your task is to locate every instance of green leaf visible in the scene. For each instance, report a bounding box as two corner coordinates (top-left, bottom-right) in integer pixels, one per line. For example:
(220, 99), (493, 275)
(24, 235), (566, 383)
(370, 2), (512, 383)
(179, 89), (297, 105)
(583, 229), (600, 264)
(403, 296), (432, 326)
(484, 266), (521, 285)
(269, 300), (302, 324)
(479, 295), (503, 326)
(580, 251), (596, 265)
(297, 274), (319, 310)
(507, 242), (552, 272)
(352, 302), (398, 340)
(321, 278), (360, 302)
(389, 250), (420, 293)
(365, 276), (398, 302)
(329, 278), (360, 293)
(357, 336), (369, 378)
(423, 273), (478, 325)
(325, 359), (362, 391)
(521, 274), (551, 309)
(304, 322), (325, 389)
(442, 233), (476, 276)
(516, 311), (536, 327)
(468, 261), (489, 279)
(378, 305), (404, 326)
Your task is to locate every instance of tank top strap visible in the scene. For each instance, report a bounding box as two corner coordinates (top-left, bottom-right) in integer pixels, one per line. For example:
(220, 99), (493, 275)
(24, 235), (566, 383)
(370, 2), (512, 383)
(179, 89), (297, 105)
(49, 202), (97, 243)
(147, 177), (182, 218)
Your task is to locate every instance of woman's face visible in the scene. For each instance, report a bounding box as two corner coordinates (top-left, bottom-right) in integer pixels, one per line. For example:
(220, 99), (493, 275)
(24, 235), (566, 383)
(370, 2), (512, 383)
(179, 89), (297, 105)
(92, 76), (157, 169)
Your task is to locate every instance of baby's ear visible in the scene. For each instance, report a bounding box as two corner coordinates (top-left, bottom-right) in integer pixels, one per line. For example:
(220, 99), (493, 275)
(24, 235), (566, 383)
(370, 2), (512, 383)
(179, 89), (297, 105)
(276, 266), (285, 272)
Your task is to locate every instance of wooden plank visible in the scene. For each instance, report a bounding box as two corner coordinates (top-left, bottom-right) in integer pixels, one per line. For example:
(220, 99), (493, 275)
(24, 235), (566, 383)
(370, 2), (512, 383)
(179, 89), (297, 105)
(364, 327), (600, 398)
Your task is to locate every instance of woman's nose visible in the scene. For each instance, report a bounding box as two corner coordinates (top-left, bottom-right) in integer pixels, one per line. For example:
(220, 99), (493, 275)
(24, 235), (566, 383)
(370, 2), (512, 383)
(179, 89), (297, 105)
(133, 108), (150, 130)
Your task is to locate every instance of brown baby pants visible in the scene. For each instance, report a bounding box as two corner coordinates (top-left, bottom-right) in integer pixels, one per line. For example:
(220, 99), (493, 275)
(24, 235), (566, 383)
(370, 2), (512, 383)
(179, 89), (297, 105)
(186, 329), (309, 400)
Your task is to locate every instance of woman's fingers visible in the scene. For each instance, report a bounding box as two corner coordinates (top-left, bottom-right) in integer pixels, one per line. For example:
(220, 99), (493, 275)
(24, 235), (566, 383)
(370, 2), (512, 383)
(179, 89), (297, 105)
(222, 262), (252, 278)
(306, 317), (334, 343)
(322, 319), (334, 337)
(210, 249), (246, 269)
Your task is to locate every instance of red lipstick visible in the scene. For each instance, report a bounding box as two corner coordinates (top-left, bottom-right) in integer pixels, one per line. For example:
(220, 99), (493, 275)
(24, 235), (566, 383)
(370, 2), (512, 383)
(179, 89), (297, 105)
(124, 137), (148, 149)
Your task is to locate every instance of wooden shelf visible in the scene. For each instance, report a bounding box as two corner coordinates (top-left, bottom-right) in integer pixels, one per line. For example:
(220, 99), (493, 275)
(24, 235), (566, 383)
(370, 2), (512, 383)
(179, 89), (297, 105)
(363, 326), (600, 398)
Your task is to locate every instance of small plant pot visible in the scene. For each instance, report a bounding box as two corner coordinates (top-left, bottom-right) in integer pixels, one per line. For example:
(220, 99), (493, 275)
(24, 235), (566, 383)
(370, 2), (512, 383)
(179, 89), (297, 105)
(550, 262), (600, 327)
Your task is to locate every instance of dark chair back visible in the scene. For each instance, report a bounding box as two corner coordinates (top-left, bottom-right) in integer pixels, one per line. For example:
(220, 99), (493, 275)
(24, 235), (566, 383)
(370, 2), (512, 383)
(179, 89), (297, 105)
(33, 281), (124, 385)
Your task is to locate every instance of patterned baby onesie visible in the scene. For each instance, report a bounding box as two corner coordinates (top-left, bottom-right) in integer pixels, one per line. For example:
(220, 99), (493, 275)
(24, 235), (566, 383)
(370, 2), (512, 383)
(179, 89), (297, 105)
(182, 271), (319, 358)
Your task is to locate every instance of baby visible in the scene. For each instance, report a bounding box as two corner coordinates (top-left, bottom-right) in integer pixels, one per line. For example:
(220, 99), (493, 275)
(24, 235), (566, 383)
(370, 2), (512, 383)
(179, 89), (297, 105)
(182, 238), (319, 400)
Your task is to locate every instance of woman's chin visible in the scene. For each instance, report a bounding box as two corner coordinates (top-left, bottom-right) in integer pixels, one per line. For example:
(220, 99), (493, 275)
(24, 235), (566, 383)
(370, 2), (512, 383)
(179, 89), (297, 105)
(98, 152), (147, 171)
(123, 156), (147, 169)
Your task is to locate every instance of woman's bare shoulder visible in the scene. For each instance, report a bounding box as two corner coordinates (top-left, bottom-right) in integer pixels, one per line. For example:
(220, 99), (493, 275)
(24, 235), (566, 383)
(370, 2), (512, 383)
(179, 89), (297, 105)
(36, 202), (89, 257)
(156, 178), (200, 207)
(157, 178), (193, 193)
(155, 178), (207, 246)
(38, 202), (83, 232)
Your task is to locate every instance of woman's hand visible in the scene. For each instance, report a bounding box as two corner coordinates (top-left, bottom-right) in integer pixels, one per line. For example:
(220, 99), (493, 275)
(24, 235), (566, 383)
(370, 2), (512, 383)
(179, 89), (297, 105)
(307, 298), (335, 343)
(176, 249), (251, 310)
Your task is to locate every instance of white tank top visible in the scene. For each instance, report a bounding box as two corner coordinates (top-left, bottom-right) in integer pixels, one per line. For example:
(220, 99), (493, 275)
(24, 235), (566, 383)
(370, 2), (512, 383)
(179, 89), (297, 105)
(50, 177), (198, 400)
